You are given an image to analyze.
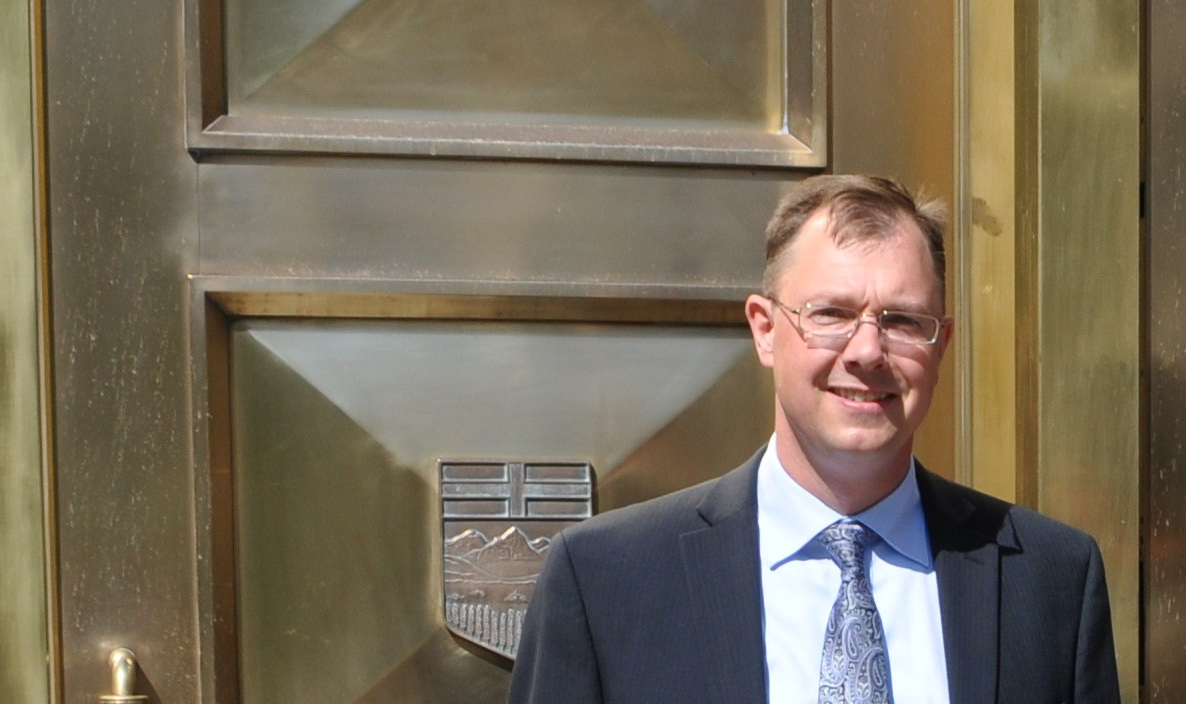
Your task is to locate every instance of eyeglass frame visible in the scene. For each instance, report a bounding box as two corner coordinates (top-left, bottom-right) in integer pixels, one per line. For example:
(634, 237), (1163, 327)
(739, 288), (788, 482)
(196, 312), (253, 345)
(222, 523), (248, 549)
(764, 296), (949, 346)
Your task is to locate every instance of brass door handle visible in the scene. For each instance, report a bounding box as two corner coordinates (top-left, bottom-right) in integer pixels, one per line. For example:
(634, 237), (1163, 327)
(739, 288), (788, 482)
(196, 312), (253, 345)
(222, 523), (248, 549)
(99, 648), (147, 703)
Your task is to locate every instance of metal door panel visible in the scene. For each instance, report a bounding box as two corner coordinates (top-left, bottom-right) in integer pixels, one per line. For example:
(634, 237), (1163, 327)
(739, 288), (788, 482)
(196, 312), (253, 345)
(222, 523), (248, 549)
(229, 317), (768, 703)
(225, 0), (363, 102)
(197, 157), (782, 284)
(45, 0), (200, 699)
(231, 0), (777, 127)
(202, 0), (825, 166)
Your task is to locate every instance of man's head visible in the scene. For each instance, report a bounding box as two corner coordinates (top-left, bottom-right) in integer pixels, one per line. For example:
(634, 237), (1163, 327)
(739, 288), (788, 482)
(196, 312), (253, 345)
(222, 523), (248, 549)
(762, 174), (947, 309)
(745, 174), (952, 514)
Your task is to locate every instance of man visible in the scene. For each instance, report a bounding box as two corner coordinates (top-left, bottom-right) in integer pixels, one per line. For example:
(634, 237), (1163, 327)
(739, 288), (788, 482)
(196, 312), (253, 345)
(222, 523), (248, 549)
(507, 174), (1120, 703)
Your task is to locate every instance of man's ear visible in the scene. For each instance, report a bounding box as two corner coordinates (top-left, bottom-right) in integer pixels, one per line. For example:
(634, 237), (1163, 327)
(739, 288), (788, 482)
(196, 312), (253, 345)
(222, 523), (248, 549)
(934, 316), (955, 363)
(745, 294), (776, 369)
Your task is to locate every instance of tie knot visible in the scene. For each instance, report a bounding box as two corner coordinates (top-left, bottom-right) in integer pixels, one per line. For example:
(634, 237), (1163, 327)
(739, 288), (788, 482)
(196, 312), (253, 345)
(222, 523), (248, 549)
(817, 520), (872, 573)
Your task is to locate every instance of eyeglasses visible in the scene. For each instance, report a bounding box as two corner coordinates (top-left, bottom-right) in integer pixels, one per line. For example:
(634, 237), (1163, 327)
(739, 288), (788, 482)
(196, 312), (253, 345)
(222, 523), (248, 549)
(767, 297), (945, 345)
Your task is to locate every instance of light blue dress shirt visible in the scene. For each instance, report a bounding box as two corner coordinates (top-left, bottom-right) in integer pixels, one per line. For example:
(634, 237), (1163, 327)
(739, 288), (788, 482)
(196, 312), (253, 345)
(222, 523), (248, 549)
(756, 437), (951, 704)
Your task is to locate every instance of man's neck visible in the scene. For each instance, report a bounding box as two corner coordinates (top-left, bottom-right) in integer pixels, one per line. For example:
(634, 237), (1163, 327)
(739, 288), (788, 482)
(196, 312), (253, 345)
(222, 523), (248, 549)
(774, 434), (913, 515)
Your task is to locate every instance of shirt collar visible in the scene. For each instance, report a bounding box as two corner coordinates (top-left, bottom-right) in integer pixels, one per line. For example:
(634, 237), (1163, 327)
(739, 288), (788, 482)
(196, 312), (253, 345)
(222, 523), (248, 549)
(756, 436), (933, 571)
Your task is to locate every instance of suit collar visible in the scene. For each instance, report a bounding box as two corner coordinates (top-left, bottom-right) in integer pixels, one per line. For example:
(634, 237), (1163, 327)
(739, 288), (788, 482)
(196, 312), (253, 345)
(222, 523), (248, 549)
(916, 463), (1018, 551)
(694, 447), (762, 526)
(679, 450), (767, 703)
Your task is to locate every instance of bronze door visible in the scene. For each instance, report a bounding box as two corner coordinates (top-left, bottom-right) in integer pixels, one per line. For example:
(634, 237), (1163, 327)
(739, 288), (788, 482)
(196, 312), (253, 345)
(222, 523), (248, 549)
(40, 0), (959, 701)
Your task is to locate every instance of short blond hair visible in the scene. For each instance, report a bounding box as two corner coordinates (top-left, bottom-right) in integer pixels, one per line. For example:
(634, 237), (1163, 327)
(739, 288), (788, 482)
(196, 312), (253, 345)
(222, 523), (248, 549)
(762, 174), (947, 305)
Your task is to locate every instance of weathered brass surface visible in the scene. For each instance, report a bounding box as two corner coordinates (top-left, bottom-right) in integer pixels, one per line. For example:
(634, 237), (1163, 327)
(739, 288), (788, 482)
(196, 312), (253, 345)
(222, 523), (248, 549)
(195, 155), (784, 285)
(45, 0), (201, 698)
(197, 0), (828, 166)
(228, 315), (767, 703)
(0, 0), (50, 700)
(232, 0), (777, 124)
(44, 3), (962, 704)
(1015, 3), (1140, 700)
(1147, 1), (1186, 700)
(207, 288), (747, 324)
(960, 0), (1017, 500)
(959, 4), (1140, 699)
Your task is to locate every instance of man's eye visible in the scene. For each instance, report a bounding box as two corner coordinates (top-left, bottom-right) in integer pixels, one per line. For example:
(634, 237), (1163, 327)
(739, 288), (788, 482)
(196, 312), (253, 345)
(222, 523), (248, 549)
(807, 307), (856, 325)
(881, 312), (926, 332)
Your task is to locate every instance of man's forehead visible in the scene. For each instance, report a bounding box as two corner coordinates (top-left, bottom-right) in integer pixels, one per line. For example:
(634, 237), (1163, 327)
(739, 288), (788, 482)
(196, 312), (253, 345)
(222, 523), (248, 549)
(771, 222), (943, 304)
(785, 213), (923, 264)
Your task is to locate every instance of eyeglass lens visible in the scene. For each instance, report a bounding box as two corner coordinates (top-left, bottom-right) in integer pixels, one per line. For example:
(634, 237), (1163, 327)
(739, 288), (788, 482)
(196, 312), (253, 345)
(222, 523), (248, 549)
(800, 305), (939, 343)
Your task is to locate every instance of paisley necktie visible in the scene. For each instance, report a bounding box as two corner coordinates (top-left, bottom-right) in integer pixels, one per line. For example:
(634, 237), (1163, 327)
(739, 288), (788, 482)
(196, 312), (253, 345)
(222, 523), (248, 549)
(817, 520), (893, 704)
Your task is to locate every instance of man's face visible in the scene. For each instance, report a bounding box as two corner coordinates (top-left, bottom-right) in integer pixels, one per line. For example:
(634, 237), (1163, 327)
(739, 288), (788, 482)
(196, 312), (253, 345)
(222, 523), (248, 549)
(746, 209), (952, 474)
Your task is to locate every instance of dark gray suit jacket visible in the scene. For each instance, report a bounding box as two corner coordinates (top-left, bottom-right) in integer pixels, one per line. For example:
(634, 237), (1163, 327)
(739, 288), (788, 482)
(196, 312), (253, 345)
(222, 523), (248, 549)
(507, 450), (1120, 703)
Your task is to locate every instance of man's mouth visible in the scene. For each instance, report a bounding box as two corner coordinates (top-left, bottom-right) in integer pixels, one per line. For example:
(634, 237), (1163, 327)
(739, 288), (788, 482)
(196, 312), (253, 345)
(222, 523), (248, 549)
(831, 388), (893, 403)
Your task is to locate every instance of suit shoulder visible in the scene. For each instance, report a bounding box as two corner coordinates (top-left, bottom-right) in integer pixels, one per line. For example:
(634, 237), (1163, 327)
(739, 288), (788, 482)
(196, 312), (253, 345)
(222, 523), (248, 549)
(1005, 501), (1102, 558)
(552, 453), (760, 573)
(564, 475), (720, 545)
(921, 469), (1101, 558)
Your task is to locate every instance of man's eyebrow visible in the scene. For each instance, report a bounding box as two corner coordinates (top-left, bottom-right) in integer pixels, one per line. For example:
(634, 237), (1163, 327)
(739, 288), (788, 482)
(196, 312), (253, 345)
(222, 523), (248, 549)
(880, 301), (937, 315)
(799, 291), (859, 305)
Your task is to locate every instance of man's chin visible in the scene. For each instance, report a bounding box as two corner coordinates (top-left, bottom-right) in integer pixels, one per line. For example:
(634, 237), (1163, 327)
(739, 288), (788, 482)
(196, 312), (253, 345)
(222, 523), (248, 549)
(821, 429), (912, 459)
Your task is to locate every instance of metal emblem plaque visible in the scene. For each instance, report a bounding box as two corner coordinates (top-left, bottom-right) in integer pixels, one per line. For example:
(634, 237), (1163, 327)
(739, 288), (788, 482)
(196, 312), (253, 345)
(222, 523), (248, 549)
(441, 460), (593, 659)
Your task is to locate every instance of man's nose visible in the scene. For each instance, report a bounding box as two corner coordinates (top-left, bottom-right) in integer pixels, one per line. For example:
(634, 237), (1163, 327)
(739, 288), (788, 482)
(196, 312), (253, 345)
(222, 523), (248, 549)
(842, 315), (887, 365)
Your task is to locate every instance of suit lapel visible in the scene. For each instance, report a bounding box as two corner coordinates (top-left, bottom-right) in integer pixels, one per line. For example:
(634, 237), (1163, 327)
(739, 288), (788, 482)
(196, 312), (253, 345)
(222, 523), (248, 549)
(917, 465), (1015, 704)
(678, 454), (768, 704)
(933, 531), (999, 703)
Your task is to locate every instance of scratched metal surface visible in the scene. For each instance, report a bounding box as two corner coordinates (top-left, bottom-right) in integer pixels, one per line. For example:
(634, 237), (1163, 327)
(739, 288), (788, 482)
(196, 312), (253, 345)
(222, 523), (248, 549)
(44, 0), (200, 699)
(1147, 1), (1186, 700)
